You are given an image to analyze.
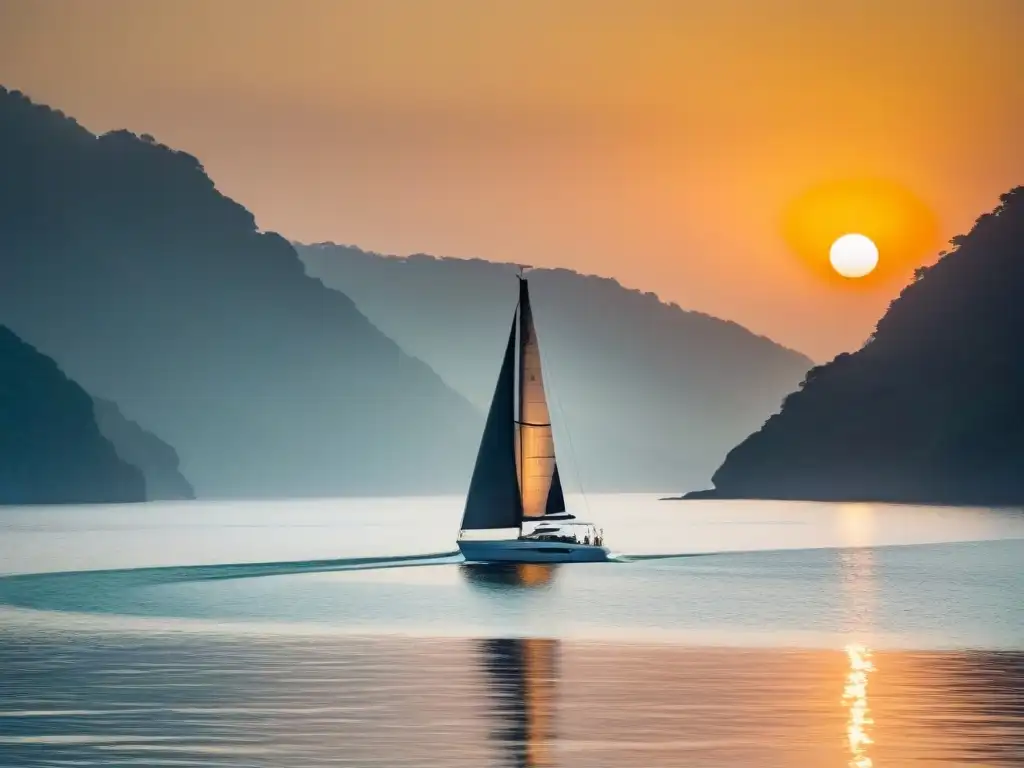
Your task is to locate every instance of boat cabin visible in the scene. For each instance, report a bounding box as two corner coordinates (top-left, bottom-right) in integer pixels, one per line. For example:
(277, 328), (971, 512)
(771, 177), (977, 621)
(520, 521), (603, 547)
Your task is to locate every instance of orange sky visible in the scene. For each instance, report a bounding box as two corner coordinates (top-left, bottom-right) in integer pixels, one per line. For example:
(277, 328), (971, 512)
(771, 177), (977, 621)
(1, 0), (1021, 359)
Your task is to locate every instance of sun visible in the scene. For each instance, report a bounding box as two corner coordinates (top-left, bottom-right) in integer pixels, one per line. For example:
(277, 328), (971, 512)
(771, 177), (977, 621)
(781, 178), (938, 283)
(829, 233), (879, 278)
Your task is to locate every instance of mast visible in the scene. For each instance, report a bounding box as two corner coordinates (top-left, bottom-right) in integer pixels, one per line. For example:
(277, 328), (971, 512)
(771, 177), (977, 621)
(516, 276), (524, 523)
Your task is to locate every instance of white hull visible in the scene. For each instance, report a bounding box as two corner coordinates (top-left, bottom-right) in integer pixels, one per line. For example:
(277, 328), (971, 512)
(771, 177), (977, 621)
(458, 539), (610, 564)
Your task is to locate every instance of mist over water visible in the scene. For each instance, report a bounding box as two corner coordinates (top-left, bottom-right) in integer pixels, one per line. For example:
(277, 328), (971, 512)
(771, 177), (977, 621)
(1, 495), (1023, 766)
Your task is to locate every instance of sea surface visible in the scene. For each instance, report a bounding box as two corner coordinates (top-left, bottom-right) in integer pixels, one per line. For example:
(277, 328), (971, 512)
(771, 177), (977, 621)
(1, 494), (1023, 766)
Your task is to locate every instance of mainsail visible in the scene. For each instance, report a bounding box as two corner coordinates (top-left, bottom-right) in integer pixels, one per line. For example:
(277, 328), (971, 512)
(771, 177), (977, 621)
(460, 276), (566, 532)
(516, 279), (559, 519)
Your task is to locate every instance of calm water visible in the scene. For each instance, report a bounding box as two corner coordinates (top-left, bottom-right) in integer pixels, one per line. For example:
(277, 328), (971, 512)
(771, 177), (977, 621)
(1, 494), (1023, 766)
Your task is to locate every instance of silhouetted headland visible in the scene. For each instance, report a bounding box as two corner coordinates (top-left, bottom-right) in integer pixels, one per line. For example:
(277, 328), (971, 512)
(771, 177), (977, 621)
(0, 86), (481, 499)
(684, 187), (1024, 506)
(92, 398), (195, 500)
(299, 244), (812, 492)
(0, 326), (145, 504)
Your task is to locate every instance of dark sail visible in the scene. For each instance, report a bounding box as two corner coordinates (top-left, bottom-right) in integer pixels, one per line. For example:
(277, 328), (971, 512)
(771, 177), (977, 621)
(460, 318), (523, 530)
(545, 464), (566, 515)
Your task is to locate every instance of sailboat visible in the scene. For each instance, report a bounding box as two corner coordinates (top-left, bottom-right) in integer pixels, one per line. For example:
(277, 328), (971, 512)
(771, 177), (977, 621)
(457, 275), (609, 563)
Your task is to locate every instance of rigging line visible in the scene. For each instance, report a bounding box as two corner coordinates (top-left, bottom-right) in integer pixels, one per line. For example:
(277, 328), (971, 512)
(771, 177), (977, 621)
(537, 325), (592, 522)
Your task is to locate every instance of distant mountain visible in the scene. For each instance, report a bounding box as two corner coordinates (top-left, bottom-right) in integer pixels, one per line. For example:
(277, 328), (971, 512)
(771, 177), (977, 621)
(0, 86), (481, 498)
(687, 187), (1024, 505)
(297, 244), (812, 492)
(92, 398), (195, 501)
(0, 325), (145, 504)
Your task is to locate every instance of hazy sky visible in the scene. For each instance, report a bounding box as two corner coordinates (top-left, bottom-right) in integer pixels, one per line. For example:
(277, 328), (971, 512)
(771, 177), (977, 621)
(1, 0), (1021, 359)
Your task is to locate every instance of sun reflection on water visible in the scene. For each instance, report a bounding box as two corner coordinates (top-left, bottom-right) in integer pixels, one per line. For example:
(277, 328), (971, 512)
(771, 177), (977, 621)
(843, 643), (875, 768)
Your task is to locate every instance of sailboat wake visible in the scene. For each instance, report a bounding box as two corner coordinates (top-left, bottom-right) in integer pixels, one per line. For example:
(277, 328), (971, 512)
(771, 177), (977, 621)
(0, 548), (731, 623)
(0, 551), (462, 616)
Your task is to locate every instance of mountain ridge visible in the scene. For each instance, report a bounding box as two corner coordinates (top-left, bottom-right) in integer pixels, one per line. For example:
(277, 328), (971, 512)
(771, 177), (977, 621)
(298, 242), (812, 492)
(0, 85), (481, 499)
(305, 243), (812, 362)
